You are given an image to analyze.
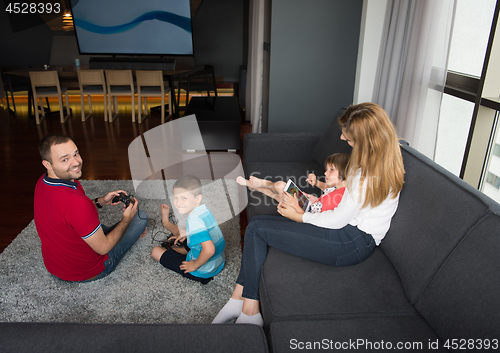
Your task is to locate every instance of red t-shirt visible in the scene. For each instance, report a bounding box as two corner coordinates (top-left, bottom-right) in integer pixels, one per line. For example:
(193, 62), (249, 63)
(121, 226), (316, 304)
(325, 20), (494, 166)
(316, 187), (346, 211)
(34, 174), (107, 281)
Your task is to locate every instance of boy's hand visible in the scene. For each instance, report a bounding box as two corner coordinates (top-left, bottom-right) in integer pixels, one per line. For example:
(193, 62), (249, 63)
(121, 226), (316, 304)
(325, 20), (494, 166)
(180, 260), (198, 273)
(176, 229), (187, 244)
(306, 174), (317, 187)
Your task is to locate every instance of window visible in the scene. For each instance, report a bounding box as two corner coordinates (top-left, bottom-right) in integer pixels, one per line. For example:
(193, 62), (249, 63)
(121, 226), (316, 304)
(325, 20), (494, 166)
(436, 0), (500, 201)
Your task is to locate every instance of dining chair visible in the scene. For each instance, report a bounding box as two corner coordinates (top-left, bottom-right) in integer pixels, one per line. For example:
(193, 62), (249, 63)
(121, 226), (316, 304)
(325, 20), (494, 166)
(177, 65), (217, 110)
(1, 66), (32, 117)
(105, 70), (136, 122)
(29, 70), (70, 124)
(135, 70), (172, 124)
(77, 69), (107, 122)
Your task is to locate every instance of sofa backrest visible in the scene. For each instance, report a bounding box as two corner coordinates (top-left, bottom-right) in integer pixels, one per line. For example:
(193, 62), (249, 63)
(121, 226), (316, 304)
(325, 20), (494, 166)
(415, 211), (500, 338)
(380, 145), (500, 306)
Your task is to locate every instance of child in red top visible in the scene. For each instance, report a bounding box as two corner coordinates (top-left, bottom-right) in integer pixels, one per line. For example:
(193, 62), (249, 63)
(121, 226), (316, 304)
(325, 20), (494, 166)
(237, 153), (350, 214)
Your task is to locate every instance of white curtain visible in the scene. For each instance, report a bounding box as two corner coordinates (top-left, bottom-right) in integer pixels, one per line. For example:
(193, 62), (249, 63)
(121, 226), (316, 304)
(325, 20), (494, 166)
(373, 0), (456, 159)
(246, 0), (266, 133)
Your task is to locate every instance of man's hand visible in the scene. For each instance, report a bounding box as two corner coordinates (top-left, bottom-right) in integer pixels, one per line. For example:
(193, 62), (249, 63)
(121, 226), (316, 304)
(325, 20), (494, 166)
(122, 197), (138, 222)
(99, 190), (128, 206)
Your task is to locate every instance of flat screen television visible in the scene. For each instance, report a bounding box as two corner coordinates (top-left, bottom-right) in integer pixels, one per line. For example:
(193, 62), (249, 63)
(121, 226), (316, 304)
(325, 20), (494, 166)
(70, 0), (193, 55)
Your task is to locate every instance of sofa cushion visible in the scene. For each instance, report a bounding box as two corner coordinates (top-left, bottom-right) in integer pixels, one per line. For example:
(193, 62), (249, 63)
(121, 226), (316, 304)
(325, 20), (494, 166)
(380, 145), (498, 304)
(311, 107), (352, 167)
(269, 317), (447, 353)
(0, 322), (269, 353)
(259, 247), (418, 329)
(415, 212), (500, 340)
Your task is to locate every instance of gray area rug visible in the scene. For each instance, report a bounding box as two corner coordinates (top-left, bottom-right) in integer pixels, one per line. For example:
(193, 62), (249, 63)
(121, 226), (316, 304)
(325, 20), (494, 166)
(0, 180), (242, 324)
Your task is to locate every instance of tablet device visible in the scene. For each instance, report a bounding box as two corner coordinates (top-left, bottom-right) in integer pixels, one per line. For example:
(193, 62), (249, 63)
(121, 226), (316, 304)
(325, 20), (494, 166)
(284, 179), (310, 212)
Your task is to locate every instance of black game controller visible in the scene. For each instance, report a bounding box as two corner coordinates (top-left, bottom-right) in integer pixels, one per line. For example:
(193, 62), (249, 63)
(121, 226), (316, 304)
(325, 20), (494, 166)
(112, 193), (135, 207)
(161, 237), (185, 250)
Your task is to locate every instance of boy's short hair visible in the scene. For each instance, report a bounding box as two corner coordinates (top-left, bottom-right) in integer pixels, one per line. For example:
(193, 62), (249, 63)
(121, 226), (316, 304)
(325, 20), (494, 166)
(173, 175), (202, 196)
(39, 133), (72, 163)
(324, 153), (351, 181)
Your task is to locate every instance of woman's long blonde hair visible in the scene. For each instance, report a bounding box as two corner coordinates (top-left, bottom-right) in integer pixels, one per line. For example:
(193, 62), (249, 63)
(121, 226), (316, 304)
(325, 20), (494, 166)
(338, 103), (404, 208)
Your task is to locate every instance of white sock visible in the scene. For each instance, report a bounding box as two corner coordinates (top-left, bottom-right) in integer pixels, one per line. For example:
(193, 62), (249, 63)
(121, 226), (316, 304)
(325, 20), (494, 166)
(235, 312), (264, 327)
(211, 298), (244, 324)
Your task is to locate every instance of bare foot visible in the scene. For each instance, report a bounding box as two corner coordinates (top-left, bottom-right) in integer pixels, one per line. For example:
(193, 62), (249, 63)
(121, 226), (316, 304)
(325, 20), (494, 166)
(236, 176), (248, 186)
(160, 204), (170, 218)
(248, 176), (272, 188)
(139, 227), (148, 238)
(236, 176), (257, 191)
(160, 204), (173, 227)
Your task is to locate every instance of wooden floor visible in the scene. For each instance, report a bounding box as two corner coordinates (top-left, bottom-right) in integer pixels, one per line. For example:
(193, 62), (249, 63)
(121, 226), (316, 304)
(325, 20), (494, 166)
(0, 94), (251, 253)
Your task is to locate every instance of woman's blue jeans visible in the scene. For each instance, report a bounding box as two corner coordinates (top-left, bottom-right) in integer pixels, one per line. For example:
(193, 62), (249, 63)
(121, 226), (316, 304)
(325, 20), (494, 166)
(89, 210), (148, 281)
(236, 215), (376, 300)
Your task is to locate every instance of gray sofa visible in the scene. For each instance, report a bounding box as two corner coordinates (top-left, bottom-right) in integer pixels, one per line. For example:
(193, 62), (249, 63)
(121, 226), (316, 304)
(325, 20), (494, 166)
(243, 109), (500, 352)
(0, 323), (269, 353)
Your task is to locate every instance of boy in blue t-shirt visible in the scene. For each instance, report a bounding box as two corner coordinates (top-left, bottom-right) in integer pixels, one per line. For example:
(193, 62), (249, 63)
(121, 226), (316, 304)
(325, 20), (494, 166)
(151, 175), (225, 284)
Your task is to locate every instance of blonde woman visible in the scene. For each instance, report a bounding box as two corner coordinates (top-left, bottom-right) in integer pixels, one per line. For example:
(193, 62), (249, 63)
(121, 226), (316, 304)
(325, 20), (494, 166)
(212, 103), (405, 327)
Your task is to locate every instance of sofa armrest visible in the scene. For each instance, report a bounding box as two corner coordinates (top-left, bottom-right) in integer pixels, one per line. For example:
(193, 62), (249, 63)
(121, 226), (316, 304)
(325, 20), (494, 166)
(243, 133), (322, 164)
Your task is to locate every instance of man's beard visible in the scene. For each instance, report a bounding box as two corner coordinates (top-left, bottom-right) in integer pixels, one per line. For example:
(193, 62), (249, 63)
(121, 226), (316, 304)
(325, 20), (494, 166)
(53, 164), (83, 181)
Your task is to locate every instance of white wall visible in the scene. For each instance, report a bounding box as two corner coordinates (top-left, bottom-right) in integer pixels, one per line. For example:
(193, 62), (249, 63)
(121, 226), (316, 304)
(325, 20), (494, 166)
(353, 0), (388, 104)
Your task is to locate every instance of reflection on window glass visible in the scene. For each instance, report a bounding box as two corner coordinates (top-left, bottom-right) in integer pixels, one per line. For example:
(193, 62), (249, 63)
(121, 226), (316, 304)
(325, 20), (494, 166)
(447, 0), (496, 77)
(481, 112), (500, 203)
(486, 172), (500, 189)
(435, 94), (475, 176)
(493, 143), (500, 158)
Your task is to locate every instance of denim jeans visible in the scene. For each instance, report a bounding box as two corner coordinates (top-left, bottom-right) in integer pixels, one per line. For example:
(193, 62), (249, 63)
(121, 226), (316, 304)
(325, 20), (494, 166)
(87, 210), (148, 282)
(236, 215), (376, 300)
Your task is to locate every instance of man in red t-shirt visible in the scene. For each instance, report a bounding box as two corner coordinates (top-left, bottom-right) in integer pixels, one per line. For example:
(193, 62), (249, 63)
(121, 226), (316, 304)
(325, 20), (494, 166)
(34, 134), (148, 282)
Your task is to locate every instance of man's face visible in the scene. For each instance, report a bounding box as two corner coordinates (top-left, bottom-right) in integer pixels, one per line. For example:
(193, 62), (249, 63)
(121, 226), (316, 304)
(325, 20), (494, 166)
(43, 140), (83, 181)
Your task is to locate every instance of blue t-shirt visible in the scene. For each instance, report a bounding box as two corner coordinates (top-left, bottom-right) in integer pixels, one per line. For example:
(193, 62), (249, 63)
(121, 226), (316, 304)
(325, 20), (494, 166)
(186, 204), (225, 278)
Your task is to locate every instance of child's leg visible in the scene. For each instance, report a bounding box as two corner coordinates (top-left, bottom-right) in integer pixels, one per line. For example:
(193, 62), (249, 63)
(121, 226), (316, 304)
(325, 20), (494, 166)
(274, 181), (286, 195)
(237, 176), (283, 202)
(153, 247), (212, 285)
(151, 246), (167, 261)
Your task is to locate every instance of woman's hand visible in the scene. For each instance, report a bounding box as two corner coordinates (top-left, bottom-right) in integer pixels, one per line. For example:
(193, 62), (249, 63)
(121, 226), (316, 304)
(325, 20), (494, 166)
(277, 200), (303, 222)
(281, 191), (305, 214)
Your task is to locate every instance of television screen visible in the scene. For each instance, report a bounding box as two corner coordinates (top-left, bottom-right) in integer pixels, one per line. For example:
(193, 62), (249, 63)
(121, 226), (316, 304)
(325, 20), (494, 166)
(70, 0), (193, 55)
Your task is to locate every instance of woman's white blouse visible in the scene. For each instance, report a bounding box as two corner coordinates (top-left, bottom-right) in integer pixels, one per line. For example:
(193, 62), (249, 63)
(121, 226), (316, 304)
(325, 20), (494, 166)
(302, 169), (400, 245)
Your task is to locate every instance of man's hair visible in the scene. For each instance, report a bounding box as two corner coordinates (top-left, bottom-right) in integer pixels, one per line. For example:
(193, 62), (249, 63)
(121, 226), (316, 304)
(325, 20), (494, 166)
(39, 134), (72, 163)
(324, 152), (351, 181)
(173, 175), (202, 196)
